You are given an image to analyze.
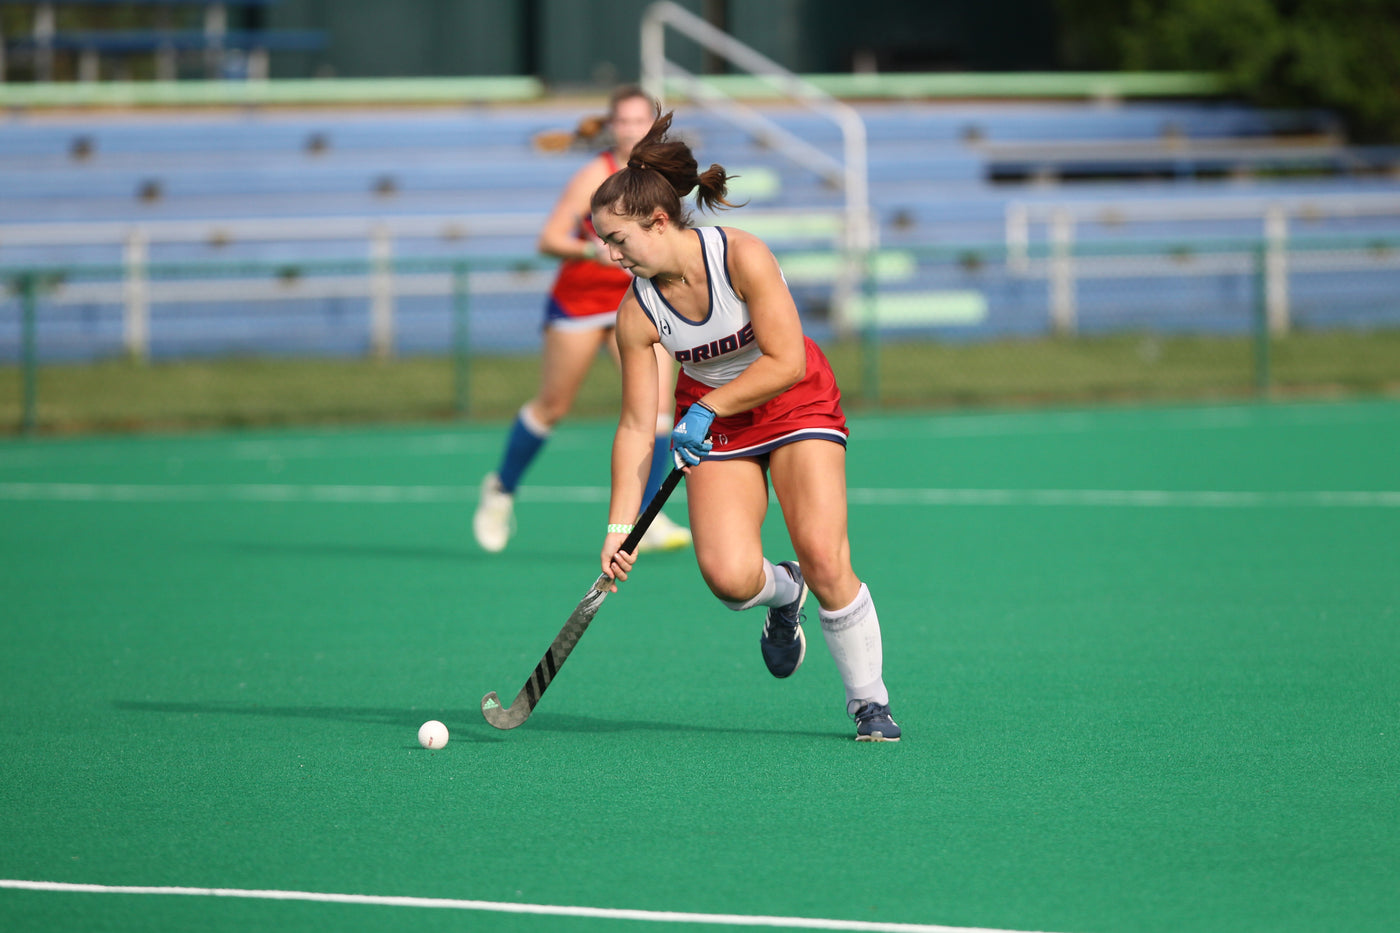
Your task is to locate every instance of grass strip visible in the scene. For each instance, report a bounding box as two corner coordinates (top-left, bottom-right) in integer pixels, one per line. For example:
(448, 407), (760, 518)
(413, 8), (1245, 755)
(4, 331), (1398, 435)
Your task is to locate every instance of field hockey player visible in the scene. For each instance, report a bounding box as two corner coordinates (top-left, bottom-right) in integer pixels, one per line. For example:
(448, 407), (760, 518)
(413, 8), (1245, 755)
(473, 85), (692, 555)
(592, 111), (899, 741)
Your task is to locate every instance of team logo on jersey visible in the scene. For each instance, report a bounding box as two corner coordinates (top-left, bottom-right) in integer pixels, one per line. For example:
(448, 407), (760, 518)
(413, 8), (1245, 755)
(673, 323), (755, 364)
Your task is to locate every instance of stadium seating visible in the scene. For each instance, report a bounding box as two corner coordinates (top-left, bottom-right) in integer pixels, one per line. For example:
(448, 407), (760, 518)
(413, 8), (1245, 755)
(2, 96), (1399, 359)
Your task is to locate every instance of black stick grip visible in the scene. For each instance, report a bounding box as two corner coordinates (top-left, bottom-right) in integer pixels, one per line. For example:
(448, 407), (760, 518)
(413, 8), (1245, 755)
(617, 466), (684, 555)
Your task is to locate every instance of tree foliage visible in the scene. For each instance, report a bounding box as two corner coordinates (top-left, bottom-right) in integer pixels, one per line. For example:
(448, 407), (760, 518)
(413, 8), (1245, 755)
(1056, 0), (1400, 142)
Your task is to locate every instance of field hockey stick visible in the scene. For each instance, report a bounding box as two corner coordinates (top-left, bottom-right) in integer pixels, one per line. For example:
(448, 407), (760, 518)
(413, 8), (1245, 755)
(481, 463), (687, 730)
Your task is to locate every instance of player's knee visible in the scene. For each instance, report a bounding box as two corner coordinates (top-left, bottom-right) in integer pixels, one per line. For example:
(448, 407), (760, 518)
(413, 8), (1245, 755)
(528, 397), (570, 428)
(792, 551), (853, 606)
(700, 566), (762, 609)
(710, 580), (758, 609)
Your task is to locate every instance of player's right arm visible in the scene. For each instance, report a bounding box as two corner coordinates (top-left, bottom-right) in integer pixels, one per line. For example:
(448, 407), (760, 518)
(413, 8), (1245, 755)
(537, 157), (611, 262)
(601, 292), (663, 585)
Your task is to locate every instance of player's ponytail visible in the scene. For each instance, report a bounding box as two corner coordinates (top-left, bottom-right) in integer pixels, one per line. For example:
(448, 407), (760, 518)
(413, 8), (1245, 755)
(693, 162), (734, 215)
(593, 111), (739, 227)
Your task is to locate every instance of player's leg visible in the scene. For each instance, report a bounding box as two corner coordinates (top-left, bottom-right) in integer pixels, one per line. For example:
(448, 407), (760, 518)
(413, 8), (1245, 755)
(684, 456), (808, 673)
(769, 439), (899, 740)
(683, 457), (775, 599)
(768, 439), (859, 608)
(474, 323), (610, 552)
(529, 321), (611, 429)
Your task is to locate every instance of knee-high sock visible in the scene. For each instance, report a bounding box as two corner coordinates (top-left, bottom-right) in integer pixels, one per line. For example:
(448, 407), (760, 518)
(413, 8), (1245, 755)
(819, 583), (889, 707)
(497, 405), (550, 494)
(719, 559), (803, 612)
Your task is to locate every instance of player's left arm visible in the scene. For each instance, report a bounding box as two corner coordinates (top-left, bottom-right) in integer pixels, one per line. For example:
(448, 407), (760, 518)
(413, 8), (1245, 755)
(613, 291), (663, 481)
(602, 293), (663, 585)
(537, 157), (611, 262)
(693, 228), (807, 417)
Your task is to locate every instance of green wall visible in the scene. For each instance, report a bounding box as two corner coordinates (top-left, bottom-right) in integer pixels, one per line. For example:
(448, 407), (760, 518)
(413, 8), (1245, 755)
(271, 0), (533, 78)
(268, 0), (1058, 84)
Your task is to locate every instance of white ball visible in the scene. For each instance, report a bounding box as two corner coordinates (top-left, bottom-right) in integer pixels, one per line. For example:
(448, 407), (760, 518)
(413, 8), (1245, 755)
(418, 720), (449, 749)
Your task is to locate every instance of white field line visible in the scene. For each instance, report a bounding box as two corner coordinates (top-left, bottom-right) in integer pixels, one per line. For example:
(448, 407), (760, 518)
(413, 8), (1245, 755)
(1, 482), (1398, 508)
(845, 488), (1400, 508)
(849, 403), (1400, 439)
(0, 879), (1050, 933)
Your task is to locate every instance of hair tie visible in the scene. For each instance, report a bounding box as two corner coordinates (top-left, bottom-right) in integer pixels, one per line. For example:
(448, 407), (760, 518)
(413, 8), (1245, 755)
(628, 159), (648, 171)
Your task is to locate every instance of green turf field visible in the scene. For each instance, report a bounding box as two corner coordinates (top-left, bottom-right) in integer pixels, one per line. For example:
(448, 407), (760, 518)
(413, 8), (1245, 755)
(2, 400), (1397, 933)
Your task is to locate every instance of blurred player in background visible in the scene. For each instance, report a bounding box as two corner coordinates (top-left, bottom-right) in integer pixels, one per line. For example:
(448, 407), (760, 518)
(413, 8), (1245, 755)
(474, 86), (691, 554)
(593, 112), (900, 741)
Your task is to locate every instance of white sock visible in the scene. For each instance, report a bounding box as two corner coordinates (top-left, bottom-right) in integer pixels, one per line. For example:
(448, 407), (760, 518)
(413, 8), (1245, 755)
(519, 403), (552, 437)
(819, 583), (889, 707)
(719, 559), (801, 612)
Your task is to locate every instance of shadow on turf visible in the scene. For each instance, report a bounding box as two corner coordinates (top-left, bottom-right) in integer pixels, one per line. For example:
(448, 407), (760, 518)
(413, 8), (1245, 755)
(111, 701), (841, 741)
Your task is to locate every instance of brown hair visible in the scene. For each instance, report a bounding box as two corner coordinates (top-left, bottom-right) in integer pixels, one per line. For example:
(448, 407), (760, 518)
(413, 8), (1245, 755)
(589, 111), (737, 229)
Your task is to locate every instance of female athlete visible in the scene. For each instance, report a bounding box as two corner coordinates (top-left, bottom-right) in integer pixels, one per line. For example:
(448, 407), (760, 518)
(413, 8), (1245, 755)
(591, 112), (899, 741)
(474, 86), (691, 554)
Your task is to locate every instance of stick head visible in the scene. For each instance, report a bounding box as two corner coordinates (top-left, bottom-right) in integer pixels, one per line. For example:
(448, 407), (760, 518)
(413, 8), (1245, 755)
(481, 691), (530, 730)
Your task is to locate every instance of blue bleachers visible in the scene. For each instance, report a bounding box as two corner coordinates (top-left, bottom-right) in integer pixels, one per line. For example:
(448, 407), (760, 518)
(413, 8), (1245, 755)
(2, 97), (1399, 360)
(3, 102), (1392, 225)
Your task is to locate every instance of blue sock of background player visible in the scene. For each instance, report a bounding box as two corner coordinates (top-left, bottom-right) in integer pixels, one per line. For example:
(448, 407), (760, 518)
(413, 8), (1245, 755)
(496, 408), (670, 503)
(495, 407), (546, 494)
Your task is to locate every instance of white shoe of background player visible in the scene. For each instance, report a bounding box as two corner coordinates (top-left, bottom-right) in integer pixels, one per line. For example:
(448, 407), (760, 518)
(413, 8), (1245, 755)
(637, 511), (692, 553)
(473, 472), (515, 552)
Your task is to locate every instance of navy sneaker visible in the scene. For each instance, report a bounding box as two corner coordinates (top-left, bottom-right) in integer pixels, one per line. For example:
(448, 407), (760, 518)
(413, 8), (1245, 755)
(850, 699), (901, 742)
(759, 561), (807, 678)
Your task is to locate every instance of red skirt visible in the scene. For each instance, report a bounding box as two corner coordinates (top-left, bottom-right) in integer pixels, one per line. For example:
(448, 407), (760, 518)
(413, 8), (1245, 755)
(673, 337), (848, 460)
(548, 258), (632, 319)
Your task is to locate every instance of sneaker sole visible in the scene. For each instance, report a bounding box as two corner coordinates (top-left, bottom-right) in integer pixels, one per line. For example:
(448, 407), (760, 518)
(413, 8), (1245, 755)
(473, 524), (510, 553)
(784, 625), (807, 678)
(856, 732), (900, 742)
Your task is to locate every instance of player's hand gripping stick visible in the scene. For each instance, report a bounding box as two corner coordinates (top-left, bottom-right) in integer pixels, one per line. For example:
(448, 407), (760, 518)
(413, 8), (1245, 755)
(671, 401), (716, 466)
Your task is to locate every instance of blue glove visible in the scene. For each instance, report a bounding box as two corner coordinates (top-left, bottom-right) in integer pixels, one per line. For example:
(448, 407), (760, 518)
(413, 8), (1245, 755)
(670, 402), (715, 466)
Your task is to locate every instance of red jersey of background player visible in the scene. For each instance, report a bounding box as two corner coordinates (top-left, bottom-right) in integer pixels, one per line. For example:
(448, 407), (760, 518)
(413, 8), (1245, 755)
(547, 151), (633, 320)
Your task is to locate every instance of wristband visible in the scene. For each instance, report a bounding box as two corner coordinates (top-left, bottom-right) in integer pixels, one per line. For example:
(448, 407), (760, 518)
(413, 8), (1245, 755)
(607, 523), (634, 534)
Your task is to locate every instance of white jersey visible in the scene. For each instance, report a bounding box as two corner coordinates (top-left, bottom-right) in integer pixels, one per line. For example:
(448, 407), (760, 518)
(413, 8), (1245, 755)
(631, 226), (765, 388)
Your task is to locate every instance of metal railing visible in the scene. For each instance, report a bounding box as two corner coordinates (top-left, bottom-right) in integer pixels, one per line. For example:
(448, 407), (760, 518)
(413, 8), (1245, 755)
(3, 252), (558, 433)
(1007, 192), (1400, 335)
(640, 0), (871, 329)
(0, 207), (846, 362)
(0, 212), (541, 360)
